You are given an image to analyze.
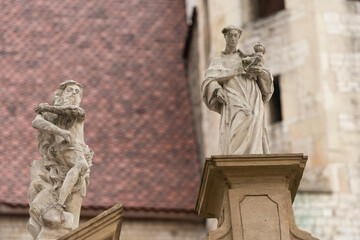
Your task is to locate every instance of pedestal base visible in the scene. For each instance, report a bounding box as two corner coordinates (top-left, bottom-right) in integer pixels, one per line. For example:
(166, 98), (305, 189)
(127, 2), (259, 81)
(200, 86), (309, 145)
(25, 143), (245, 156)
(196, 154), (319, 240)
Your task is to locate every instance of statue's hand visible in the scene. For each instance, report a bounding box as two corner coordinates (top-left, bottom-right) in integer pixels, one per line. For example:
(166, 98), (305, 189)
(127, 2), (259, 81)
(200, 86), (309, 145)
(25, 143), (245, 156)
(35, 103), (50, 113)
(60, 130), (73, 143)
(216, 89), (227, 104)
(66, 106), (85, 118)
(70, 106), (85, 114)
(247, 66), (263, 75)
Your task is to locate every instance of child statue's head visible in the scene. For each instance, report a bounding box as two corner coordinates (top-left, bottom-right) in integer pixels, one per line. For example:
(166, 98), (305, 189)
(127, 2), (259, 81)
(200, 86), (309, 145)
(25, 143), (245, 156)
(254, 42), (266, 54)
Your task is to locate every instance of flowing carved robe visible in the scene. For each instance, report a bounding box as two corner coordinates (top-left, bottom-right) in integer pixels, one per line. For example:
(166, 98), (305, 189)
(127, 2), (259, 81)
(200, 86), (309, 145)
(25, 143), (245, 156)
(202, 51), (274, 154)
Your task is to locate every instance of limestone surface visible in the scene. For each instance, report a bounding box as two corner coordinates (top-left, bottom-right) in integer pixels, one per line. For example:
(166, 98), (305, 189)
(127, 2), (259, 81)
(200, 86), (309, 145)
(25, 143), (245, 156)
(202, 25), (273, 154)
(196, 154), (319, 240)
(27, 80), (93, 240)
(58, 203), (123, 240)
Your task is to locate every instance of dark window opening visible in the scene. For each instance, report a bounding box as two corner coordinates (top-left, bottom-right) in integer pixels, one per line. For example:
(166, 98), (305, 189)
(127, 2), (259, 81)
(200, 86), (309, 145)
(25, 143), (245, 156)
(258, 0), (285, 18)
(268, 76), (283, 123)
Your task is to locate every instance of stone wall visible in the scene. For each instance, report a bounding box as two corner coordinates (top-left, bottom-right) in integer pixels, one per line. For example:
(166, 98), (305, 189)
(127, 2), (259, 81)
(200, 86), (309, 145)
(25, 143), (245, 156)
(294, 154), (360, 240)
(294, 192), (360, 240)
(120, 219), (206, 240)
(0, 215), (206, 240)
(0, 215), (30, 240)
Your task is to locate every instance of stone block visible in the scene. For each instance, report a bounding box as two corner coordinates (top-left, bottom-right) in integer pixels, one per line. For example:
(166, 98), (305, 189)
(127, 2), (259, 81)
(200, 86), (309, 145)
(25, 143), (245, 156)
(196, 154), (319, 240)
(58, 203), (123, 240)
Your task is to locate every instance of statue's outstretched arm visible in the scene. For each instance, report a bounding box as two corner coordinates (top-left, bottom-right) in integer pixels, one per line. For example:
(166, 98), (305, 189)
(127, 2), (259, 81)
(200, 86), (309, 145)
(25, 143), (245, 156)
(35, 103), (86, 120)
(32, 114), (72, 142)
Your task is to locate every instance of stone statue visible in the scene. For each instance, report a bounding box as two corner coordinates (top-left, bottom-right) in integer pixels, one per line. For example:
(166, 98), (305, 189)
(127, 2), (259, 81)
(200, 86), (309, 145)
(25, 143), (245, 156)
(27, 80), (93, 240)
(202, 26), (274, 154)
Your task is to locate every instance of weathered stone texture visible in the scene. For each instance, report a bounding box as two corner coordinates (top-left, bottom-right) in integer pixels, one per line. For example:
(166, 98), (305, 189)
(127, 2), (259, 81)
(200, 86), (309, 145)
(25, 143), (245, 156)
(0, 215), (31, 240)
(120, 219), (206, 240)
(197, 154), (319, 240)
(59, 203), (123, 240)
(0, 216), (206, 240)
(330, 53), (360, 93)
(294, 160), (360, 239)
(294, 192), (360, 240)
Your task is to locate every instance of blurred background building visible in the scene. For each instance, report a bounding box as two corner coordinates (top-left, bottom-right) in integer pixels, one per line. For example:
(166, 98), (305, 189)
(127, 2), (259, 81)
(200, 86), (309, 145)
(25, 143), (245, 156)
(1, 0), (360, 240)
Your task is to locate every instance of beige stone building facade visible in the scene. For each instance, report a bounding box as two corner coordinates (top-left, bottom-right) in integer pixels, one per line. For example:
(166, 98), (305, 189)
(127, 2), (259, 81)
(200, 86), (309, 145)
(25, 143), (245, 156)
(185, 0), (360, 239)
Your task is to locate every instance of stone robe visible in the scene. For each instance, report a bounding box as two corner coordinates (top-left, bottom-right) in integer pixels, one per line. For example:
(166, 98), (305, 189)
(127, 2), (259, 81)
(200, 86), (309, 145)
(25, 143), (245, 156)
(202, 51), (274, 154)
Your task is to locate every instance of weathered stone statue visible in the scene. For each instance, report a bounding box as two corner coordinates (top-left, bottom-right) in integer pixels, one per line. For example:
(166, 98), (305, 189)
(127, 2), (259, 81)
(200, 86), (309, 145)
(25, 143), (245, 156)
(28, 80), (93, 240)
(202, 25), (274, 154)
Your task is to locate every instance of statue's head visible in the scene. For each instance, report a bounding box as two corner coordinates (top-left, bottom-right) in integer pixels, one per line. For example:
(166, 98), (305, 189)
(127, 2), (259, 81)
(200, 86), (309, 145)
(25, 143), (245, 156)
(254, 42), (266, 54)
(52, 80), (83, 107)
(222, 25), (242, 48)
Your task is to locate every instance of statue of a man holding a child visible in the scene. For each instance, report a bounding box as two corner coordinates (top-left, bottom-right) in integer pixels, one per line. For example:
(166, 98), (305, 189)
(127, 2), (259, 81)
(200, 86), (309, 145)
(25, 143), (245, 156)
(202, 25), (274, 154)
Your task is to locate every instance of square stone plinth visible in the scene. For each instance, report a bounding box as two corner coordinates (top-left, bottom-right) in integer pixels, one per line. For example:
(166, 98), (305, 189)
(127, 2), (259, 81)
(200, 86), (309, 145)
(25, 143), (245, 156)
(196, 154), (319, 240)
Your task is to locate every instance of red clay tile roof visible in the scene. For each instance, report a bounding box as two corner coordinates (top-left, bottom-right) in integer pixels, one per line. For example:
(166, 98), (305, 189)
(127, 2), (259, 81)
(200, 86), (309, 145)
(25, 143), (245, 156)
(0, 0), (201, 213)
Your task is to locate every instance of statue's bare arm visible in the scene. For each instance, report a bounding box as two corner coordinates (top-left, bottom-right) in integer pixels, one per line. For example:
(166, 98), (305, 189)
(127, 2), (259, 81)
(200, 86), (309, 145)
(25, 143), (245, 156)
(35, 103), (86, 121)
(32, 114), (73, 142)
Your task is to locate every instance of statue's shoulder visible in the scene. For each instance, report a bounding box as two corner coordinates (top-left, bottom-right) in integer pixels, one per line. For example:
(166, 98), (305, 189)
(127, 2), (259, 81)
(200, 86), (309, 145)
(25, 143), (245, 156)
(208, 56), (223, 68)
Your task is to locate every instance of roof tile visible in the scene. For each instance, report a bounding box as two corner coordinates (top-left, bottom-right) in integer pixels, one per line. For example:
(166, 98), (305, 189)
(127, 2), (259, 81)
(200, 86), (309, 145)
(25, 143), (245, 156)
(0, 0), (201, 212)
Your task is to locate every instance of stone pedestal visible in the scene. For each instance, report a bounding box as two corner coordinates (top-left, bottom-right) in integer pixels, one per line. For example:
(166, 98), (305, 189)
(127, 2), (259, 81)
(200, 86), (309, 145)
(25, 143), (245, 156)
(196, 154), (319, 240)
(58, 203), (123, 240)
